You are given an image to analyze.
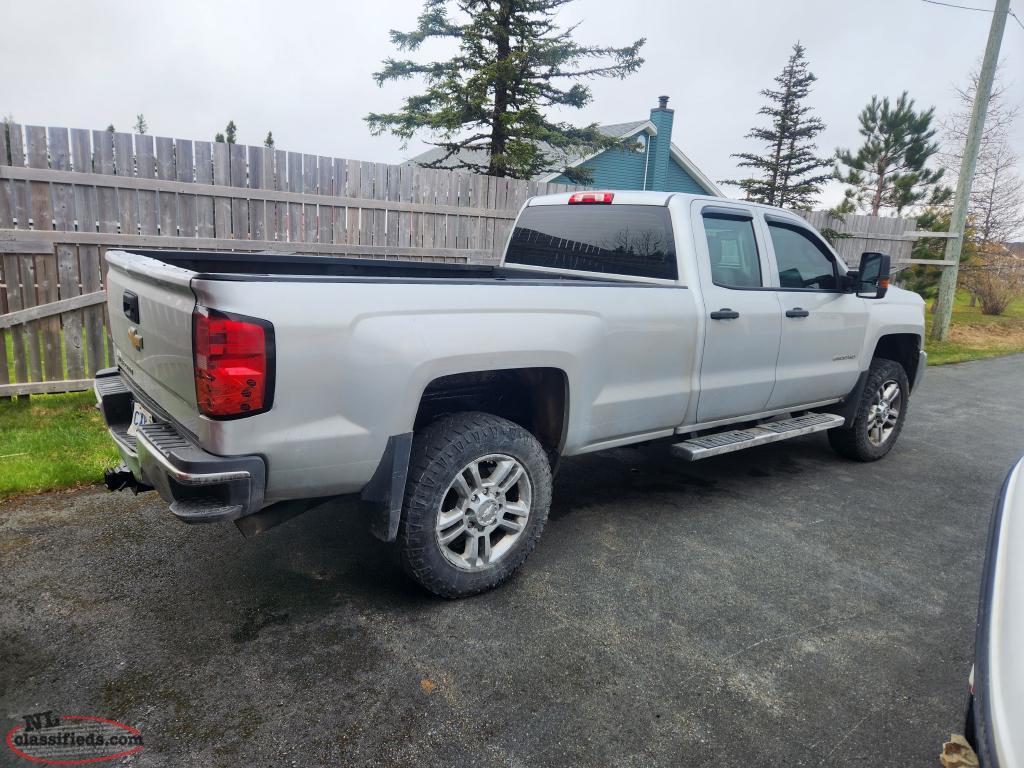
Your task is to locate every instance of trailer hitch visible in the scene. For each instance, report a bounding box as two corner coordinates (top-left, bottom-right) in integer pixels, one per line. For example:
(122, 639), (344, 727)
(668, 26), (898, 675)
(103, 464), (152, 494)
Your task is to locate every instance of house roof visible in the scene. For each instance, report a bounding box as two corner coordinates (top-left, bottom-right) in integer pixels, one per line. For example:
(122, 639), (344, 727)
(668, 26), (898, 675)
(405, 119), (721, 195)
(406, 121), (650, 175)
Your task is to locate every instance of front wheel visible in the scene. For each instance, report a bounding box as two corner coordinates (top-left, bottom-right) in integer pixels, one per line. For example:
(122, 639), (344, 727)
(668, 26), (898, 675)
(397, 412), (552, 598)
(828, 358), (910, 462)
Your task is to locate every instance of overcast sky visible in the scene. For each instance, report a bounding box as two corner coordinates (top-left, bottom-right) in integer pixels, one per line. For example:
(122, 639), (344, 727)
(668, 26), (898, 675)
(2, 0), (1022, 207)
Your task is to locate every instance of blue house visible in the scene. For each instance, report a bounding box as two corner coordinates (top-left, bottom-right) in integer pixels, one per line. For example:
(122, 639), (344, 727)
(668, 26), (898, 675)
(408, 95), (722, 196)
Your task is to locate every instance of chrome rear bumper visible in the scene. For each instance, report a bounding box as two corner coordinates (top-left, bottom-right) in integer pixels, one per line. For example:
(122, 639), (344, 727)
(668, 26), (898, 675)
(94, 368), (266, 522)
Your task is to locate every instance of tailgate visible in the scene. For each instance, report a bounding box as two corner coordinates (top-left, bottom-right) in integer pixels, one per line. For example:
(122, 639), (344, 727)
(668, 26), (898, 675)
(105, 250), (199, 429)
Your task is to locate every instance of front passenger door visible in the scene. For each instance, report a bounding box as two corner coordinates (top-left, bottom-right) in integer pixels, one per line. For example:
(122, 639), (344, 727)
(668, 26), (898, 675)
(764, 217), (868, 409)
(693, 204), (782, 423)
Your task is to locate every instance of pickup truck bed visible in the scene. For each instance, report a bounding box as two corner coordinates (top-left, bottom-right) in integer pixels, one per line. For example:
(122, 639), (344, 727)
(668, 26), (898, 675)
(124, 249), (619, 283)
(102, 243), (703, 513)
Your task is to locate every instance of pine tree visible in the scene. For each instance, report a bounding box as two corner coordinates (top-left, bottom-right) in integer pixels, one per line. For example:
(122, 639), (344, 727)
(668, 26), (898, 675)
(264, 131), (275, 149)
(835, 92), (948, 215)
(215, 122), (237, 145)
(133, 114), (148, 134)
(2, 116), (13, 165)
(366, 0), (645, 181)
(720, 43), (830, 209)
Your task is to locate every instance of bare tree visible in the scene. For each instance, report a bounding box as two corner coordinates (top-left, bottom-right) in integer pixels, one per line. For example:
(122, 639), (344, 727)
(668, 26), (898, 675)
(940, 68), (1024, 313)
(941, 70), (1024, 244)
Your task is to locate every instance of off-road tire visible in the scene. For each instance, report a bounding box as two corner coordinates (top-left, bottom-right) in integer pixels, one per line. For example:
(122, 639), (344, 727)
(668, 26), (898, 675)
(397, 411), (552, 598)
(828, 357), (910, 462)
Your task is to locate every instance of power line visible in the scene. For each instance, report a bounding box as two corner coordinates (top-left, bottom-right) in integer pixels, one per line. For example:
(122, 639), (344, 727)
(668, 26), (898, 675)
(921, 0), (992, 10)
(920, 0), (1024, 28)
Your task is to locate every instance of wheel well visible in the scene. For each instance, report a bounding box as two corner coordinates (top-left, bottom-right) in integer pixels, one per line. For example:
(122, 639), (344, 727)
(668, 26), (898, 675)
(873, 333), (921, 389)
(414, 368), (569, 457)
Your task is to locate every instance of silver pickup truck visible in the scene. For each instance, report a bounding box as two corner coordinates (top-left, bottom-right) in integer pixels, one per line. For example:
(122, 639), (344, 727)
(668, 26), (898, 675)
(96, 190), (926, 597)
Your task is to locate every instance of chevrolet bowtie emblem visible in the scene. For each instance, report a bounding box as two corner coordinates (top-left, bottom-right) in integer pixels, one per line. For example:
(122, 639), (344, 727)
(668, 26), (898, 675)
(127, 326), (144, 351)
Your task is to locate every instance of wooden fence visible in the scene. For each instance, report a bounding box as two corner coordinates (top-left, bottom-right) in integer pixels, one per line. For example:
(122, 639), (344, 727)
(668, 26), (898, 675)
(797, 210), (918, 267)
(795, 209), (964, 273)
(0, 122), (938, 398)
(0, 123), (577, 396)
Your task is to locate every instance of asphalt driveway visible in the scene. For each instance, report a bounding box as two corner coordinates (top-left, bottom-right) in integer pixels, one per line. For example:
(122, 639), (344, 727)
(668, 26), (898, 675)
(2, 354), (1021, 767)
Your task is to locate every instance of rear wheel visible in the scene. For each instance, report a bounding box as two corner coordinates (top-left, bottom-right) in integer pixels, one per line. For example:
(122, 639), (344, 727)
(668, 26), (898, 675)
(828, 358), (910, 462)
(397, 411), (552, 598)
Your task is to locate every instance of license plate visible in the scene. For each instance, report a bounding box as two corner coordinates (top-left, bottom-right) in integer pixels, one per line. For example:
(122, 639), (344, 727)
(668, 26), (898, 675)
(126, 401), (154, 437)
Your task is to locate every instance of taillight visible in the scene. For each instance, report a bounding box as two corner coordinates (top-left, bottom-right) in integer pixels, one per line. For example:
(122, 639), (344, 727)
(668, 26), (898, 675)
(193, 307), (274, 419)
(568, 191), (614, 204)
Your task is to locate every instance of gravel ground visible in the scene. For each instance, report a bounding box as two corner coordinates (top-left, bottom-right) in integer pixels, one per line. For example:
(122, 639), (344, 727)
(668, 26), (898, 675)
(2, 354), (1021, 767)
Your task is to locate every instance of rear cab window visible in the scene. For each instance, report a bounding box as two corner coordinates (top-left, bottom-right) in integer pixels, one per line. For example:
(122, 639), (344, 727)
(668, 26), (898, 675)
(505, 203), (678, 280)
(701, 211), (763, 289)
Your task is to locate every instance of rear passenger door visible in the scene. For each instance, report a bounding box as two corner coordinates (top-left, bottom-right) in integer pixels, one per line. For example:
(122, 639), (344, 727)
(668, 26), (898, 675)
(692, 203), (782, 423)
(762, 215), (868, 409)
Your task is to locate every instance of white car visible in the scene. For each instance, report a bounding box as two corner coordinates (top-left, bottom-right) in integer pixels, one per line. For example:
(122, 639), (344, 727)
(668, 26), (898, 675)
(965, 456), (1024, 765)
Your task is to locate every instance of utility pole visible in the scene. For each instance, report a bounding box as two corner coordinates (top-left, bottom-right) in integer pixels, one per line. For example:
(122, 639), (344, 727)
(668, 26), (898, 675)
(931, 0), (1010, 341)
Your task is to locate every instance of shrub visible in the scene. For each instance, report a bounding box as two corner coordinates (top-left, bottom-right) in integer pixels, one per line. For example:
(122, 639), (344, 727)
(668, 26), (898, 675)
(962, 245), (1024, 316)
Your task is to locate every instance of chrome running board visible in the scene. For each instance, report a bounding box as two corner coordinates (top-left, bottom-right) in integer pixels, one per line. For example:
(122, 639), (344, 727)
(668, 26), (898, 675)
(670, 413), (845, 461)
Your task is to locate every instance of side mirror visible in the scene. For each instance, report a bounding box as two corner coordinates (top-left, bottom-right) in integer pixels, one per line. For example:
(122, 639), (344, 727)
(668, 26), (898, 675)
(856, 252), (891, 299)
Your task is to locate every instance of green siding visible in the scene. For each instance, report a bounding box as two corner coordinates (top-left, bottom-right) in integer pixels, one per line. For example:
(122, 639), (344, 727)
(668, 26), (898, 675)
(548, 142), (709, 194)
(665, 155), (707, 194)
(547, 143), (649, 188)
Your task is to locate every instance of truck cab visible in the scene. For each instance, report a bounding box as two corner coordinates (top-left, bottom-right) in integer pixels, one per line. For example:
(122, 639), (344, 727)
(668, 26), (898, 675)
(506, 191), (925, 429)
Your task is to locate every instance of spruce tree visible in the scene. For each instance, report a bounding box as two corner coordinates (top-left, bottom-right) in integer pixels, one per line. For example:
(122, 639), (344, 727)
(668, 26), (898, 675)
(215, 122), (237, 145)
(264, 131), (275, 149)
(133, 114), (148, 134)
(2, 116), (12, 164)
(835, 92), (948, 215)
(721, 43), (830, 209)
(366, 0), (645, 181)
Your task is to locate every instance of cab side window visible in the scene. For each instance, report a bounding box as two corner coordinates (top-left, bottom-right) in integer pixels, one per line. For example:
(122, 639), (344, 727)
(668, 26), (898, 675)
(702, 212), (762, 289)
(768, 223), (839, 290)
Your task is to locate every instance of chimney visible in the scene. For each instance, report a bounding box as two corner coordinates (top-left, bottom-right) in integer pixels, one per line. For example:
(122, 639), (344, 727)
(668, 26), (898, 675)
(649, 95), (674, 191)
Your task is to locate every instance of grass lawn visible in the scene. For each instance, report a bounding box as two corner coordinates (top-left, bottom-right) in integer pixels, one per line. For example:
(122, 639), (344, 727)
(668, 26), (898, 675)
(0, 289), (1021, 499)
(925, 291), (1024, 365)
(0, 390), (119, 500)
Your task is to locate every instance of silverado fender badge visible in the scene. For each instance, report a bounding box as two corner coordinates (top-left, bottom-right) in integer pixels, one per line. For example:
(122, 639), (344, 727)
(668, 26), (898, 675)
(127, 326), (144, 351)
(832, 353), (856, 361)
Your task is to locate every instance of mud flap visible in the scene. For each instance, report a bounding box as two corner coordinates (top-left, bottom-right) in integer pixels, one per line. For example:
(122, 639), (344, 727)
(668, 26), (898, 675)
(360, 433), (413, 542)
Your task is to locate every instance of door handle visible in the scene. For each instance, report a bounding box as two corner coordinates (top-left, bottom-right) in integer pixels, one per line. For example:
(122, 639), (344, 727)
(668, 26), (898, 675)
(785, 308), (810, 318)
(710, 308), (740, 320)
